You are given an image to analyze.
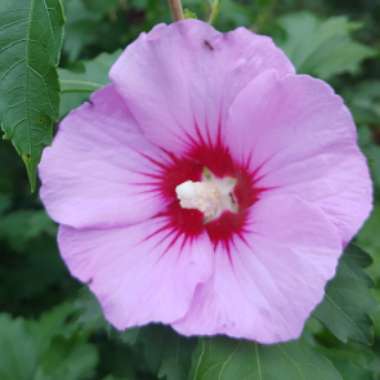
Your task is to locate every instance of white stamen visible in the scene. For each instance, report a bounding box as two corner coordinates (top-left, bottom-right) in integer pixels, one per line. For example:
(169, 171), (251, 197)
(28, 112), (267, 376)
(175, 172), (237, 222)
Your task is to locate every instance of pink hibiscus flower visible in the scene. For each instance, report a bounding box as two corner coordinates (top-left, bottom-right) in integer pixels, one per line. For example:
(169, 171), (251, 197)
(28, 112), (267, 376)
(39, 20), (372, 343)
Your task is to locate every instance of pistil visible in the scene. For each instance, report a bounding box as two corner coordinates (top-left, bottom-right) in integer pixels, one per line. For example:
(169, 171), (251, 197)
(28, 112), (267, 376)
(175, 170), (237, 222)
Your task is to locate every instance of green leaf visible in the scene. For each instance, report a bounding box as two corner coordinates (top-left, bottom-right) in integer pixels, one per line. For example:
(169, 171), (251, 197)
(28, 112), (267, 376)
(62, 0), (101, 62)
(120, 325), (196, 380)
(0, 194), (11, 215)
(216, 0), (252, 29)
(313, 244), (376, 345)
(0, 314), (38, 380)
(0, 307), (98, 380)
(59, 50), (121, 117)
(82, 0), (119, 14)
(0, 238), (67, 309)
(157, 331), (196, 380)
(0, 210), (56, 251)
(278, 12), (376, 79)
(71, 288), (108, 333)
(62, 0), (122, 62)
(358, 125), (380, 190)
(321, 345), (379, 380)
(357, 202), (380, 282)
(372, 289), (380, 341)
(119, 328), (141, 346)
(0, 0), (65, 191)
(184, 8), (198, 19)
(34, 336), (97, 380)
(190, 337), (342, 380)
(344, 81), (380, 126)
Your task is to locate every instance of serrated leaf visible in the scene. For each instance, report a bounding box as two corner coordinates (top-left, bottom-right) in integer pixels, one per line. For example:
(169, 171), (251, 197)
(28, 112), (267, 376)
(344, 81), (380, 125)
(62, 0), (100, 61)
(121, 325), (196, 380)
(321, 345), (377, 380)
(0, 307), (98, 380)
(357, 202), (380, 282)
(358, 203), (380, 259)
(0, 0), (65, 191)
(0, 314), (38, 380)
(62, 0), (119, 62)
(33, 302), (98, 380)
(0, 210), (56, 251)
(71, 288), (108, 332)
(157, 331), (196, 380)
(190, 337), (342, 380)
(35, 337), (97, 380)
(313, 244), (376, 345)
(358, 126), (380, 189)
(59, 50), (121, 116)
(278, 12), (376, 79)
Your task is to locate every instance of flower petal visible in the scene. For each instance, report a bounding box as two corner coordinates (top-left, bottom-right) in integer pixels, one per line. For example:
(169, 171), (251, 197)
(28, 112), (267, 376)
(39, 85), (169, 229)
(226, 71), (372, 244)
(173, 195), (342, 343)
(58, 218), (213, 328)
(110, 20), (294, 154)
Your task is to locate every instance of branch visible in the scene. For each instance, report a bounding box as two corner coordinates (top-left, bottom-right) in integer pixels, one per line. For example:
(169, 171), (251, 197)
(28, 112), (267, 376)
(168, 0), (184, 21)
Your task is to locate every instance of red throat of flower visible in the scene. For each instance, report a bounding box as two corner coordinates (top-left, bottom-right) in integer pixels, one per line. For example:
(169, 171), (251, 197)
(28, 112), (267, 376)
(145, 140), (263, 255)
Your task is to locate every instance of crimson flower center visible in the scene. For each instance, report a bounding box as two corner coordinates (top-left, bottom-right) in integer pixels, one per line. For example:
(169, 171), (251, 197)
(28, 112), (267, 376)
(154, 142), (262, 253)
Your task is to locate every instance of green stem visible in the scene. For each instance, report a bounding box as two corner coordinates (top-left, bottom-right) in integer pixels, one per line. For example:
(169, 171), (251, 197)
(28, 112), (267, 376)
(59, 79), (103, 93)
(208, 0), (220, 24)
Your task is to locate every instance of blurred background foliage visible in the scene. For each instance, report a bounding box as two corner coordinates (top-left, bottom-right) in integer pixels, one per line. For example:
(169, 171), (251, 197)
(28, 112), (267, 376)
(0, 0), (380, 379)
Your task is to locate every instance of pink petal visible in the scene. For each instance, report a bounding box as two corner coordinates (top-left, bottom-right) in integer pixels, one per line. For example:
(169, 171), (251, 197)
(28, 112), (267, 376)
(110, 20), (294, 154)
(226, 71), (372, 244)
(173, 195), (342, 343)
(39, 85), (169, 229)
(58, 218), (213, 328)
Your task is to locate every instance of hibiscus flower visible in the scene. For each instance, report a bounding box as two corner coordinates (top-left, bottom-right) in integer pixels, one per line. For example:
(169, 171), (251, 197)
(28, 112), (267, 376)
(39, 20), (372, 343)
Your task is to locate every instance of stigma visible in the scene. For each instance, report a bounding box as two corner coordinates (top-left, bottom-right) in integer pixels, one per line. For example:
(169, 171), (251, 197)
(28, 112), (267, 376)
(175, 170), (237, 222)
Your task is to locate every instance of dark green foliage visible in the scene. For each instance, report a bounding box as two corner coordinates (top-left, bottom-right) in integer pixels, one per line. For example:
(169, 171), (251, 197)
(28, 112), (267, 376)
(190, 338), (342, 380)
(0, 309), (98, 380)
(314, 245), (376, 345)
(59, 50), (121, 116)
(277, 12), (376, 79)
(0, 0), (380, 379)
